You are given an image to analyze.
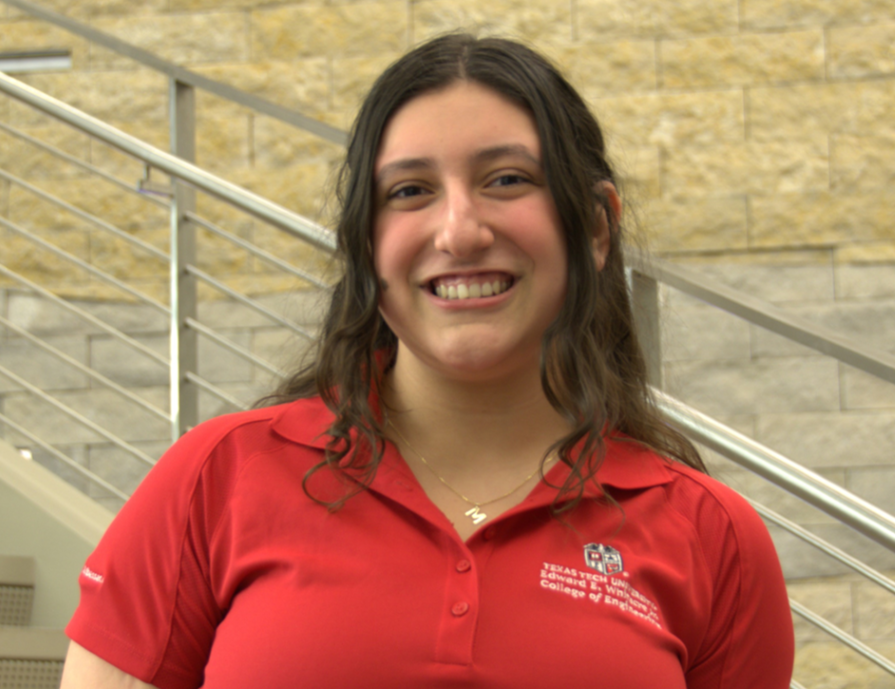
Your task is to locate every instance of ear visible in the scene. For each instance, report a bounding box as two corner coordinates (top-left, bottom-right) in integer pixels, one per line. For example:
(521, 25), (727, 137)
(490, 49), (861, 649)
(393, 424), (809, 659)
(592, 181), (621, 272)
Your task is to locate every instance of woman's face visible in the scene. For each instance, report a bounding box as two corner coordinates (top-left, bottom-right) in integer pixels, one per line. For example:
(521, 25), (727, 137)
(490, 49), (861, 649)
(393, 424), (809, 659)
(372, 81), (568, 382)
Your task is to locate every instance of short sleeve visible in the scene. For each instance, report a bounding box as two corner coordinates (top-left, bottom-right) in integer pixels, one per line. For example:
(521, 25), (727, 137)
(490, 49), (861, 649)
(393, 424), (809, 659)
(668, 470), (795, 689)
(65, 416), (247, 689)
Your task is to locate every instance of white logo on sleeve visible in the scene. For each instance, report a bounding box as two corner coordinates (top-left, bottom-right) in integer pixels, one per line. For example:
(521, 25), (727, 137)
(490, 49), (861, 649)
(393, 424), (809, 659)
(81, 566), (105, 584)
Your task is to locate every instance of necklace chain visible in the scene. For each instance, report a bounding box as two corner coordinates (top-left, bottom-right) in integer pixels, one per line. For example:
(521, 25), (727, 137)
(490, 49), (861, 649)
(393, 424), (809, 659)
(388, 420), (552, 525)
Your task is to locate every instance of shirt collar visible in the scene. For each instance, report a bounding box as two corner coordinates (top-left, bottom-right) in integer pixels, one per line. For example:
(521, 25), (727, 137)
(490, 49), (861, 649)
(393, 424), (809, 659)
(271, 397), (674, 492)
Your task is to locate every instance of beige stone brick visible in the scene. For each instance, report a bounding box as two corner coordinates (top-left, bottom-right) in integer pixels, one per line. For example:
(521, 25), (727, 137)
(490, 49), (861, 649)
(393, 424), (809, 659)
(830, 24), (895, 79)
(168, 0), (263, 10)
(749, 80), (895, 141)
(0, 227), (91, 285)
(749, 191), (895, 249)
(590, 89), (744, 149)
(608, 145), (660, 200)
(91, 13), (249, 67)
(788, 577), (854, 641)
(665, 138), (829, 196)
(0, 20), (90, 70)
(331, 52), (403, 112)
(661, 30), (823, 88)
(0, 124), (92, 180)
(855, 582), (895, 640)
(249, 221), (333, 283)
(195, 113), (251, 173)
(7, 177), (169, 234)
(229, 162), (333, 221)
(741, 0), (895, 30)
(842, 366), (895, 411)
(831, 133), (895, 192)
(413, 0), (571, 44)
(578, 0), (737, 40)
(640, 195), (749, 252)
(88, 227), (169, 281)
(193, 59), (330, 117)
(10, 70), (169, 129)
(665, 357), (841, 416)
(549, 40), (656, 96)
(251, 3), (407, 60)
(253, 116), (344, 171)
(794, 640), (895, 689)
(5, 0), (167, 19)
(836, 261), (895, 300)
(757, 411), (895, 468)
(836, 243), (895, 266)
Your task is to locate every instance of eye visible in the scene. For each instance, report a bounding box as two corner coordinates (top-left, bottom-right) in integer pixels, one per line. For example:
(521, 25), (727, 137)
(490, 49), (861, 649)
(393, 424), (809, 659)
(489, 173), (528, 187)
(390, 184), (427, 199)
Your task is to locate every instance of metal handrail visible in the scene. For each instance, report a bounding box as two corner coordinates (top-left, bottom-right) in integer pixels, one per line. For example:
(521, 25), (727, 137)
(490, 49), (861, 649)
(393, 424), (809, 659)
(0, 363), (156, 467)
(0, 411), (128, 501)
(1, 0), (347, 146)
(184, 372), (248, 412)
(0, 314), (170, 423)
(655, 390), (895, 553)
(0, 263), (169, 367)
(185, 264), (317, 341)
(791, 599), (895, 677)
(0, 216), (170, 314)
(185, 212), (330, 290)
(0, 119), (170, 209)
(0, 168), (170, 261)
(750, 500), (895, 596)
(630, 252), (895, 386)
(185, 318), (286, 378)
(0, 71), (338, 253)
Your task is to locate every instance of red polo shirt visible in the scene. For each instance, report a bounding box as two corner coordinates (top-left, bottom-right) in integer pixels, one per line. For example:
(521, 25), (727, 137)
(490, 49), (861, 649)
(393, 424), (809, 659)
(67, 397), (793, 688)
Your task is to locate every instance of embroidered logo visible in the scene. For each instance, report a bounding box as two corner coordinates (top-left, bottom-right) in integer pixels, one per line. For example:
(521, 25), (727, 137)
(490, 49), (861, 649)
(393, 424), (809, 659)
(80, 566), (104, 584)
(583, 543), (624, 575)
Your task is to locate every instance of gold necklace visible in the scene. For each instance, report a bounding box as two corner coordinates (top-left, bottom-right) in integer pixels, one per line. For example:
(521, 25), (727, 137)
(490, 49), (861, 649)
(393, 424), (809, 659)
(388, 420), (554, 525)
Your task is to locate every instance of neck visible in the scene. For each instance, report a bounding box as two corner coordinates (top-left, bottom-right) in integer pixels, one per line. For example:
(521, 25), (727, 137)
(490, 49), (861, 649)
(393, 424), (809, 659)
(383, 346), (571, 473)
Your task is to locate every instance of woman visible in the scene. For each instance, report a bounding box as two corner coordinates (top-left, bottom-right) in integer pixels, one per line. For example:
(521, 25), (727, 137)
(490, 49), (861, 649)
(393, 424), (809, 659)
(62, 34), (794, 688)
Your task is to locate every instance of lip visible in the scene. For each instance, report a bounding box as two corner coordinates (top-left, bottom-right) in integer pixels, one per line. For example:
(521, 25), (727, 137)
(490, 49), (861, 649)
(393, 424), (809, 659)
(422, 270), (517, 307)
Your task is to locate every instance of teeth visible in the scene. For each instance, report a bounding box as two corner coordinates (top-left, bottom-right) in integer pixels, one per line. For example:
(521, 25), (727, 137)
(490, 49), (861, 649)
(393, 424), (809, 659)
(433, 277), (512, 301)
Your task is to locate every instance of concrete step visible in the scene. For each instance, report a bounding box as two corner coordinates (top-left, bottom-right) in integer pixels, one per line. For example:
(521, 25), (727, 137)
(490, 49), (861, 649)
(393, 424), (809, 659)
(0, 556), (35, 626)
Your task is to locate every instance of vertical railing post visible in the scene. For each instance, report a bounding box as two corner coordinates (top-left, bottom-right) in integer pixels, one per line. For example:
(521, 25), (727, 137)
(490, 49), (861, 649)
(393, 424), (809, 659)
(169, 78), (198, 440)
(630, 268), (663, 389)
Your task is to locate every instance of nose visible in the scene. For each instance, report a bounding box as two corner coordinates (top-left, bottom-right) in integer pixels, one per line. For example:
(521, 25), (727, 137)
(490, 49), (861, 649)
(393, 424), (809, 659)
(433, 186), (494, 257)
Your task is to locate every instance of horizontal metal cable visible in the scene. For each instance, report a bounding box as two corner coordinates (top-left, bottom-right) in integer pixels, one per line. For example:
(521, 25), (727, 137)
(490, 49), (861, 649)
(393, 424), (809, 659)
(0, 216), (169, 315)
(654, 389), (895, 553)
(750, 499), (895, 597)
(185, 372), (249, 411)
(185, 212), (330, 290)
(0, 71), (338, 253)
(185, 317), (285, 378)
(0, 314), (170, 424)
(1, 0), (347, 146)
(0, 410), (130, 501)
(0, 362), (156, 467)
(0, 120), (169, 209)
(0, 168), (170, 262)
(0, 263), (169, 368)
(629, 252), (895, 386)
(790, 599), (895, 677)
(185, 265), (317, 341)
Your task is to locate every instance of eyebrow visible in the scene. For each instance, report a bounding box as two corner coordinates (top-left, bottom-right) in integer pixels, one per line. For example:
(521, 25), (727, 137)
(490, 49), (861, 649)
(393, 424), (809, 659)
(375, 144), (541, 185)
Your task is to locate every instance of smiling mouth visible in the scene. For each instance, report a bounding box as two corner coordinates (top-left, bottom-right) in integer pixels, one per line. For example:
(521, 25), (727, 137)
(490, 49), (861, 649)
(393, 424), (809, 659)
(429, 273), (514, 301)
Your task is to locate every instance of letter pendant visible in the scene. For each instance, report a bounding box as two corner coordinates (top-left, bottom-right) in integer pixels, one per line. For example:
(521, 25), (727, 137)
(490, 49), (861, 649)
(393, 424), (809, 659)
(465, 506), (487, 524)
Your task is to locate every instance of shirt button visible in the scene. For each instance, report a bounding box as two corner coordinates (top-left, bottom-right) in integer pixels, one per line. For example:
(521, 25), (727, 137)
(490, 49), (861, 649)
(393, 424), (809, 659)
(451, 601), (469, 616)
(456, 559), (472, 573)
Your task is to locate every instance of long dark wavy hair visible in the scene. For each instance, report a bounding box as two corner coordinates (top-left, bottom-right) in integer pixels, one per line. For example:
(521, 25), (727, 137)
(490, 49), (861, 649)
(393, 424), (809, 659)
(264, 33), (705, 509)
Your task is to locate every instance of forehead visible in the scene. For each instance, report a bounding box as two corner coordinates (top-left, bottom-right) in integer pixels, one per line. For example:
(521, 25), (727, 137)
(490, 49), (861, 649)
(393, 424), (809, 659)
(374, 81), (541, 173)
